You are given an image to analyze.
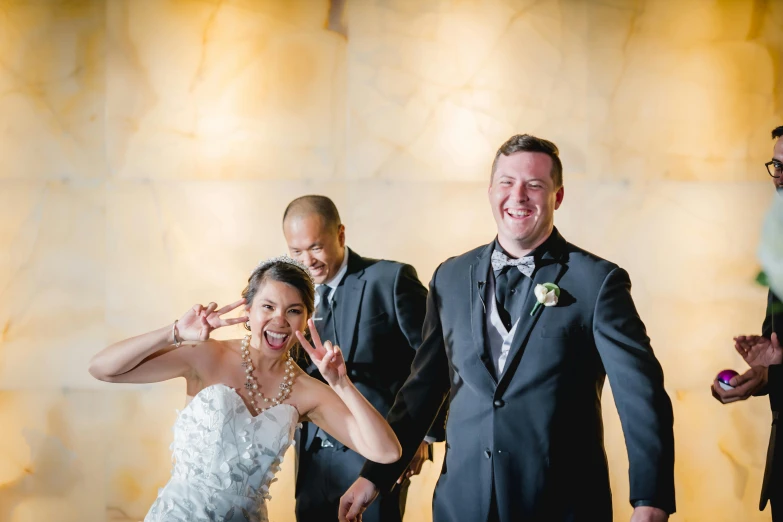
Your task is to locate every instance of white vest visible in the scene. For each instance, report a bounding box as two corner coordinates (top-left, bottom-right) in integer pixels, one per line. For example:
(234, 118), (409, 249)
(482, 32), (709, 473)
(485, 273), (519, 376)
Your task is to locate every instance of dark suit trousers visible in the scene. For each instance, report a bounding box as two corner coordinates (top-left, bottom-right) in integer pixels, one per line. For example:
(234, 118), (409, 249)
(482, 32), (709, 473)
(296, 442), (408, 522)
(487, 489), (499, 522)
(772, 450), (783, 522)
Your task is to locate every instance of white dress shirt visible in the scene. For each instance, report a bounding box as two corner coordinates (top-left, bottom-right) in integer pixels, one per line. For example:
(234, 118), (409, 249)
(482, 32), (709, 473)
(314, 246), (350, 306)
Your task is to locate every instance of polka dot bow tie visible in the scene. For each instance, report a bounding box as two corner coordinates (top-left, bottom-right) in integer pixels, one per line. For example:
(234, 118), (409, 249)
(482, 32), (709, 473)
(491, 250), (535, 277)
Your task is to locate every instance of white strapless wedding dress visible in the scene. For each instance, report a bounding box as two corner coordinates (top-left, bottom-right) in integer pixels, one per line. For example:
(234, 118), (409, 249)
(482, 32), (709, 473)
(145, 384), (299, 522)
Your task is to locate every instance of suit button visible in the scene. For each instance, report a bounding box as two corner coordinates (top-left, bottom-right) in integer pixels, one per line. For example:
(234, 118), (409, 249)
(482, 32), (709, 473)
(350, 369), (358, 378)
(493, 399), (505, 408)
(484, 449), (491, 459)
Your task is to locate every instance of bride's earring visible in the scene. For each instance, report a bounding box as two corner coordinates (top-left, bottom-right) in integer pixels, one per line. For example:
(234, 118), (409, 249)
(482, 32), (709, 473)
(243, 321), (251, 331)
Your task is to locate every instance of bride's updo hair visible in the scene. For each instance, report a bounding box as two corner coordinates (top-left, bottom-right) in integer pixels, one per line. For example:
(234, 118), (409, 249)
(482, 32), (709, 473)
(242, 257), (315, 318)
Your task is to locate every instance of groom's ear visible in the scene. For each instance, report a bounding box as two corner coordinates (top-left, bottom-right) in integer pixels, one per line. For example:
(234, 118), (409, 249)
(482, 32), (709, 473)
(337, 224), (346, 247)
(554, 186), (565, 209)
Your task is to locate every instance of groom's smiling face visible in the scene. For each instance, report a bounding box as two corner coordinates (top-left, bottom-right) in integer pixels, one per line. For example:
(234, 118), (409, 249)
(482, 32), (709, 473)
(488, 151), (564, 254)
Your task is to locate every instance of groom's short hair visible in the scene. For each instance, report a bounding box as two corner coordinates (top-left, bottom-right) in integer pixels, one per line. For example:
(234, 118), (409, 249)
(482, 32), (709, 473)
(772, 126), (783, 139)
(282, 195), (342, 232)
(491, 134), (563, 188)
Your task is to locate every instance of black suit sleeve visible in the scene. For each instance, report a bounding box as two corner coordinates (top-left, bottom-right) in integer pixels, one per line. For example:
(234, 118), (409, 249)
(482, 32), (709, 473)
(593, 267), (676, 514)
(764, 291), (783, 412)
(393, 263), (448, 442)
(393, 263), (427, 352)
(769, 366), (783, 413)
(361, 264), (451, 491)
(745, 291), (783, 399)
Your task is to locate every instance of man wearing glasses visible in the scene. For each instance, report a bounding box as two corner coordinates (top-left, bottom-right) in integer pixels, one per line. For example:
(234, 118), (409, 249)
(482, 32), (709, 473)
(713, 125), (783, 520)
(766, 129), (783, 192)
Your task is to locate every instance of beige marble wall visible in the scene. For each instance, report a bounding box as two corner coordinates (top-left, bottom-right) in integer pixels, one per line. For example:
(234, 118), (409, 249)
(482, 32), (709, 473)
(1, 0), (782, 520)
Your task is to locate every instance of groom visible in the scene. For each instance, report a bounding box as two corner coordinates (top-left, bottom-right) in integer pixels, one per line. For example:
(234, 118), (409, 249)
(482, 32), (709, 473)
(340, 134), (675, 522)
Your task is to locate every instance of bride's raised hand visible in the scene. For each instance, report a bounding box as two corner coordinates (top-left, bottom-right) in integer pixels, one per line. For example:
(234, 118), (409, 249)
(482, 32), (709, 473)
(296, 319), (347, 387)
(175, 299), (248, 342)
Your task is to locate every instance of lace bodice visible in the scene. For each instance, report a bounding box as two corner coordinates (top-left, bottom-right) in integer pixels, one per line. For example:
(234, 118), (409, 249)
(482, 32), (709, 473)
(145, 384), (299, 522)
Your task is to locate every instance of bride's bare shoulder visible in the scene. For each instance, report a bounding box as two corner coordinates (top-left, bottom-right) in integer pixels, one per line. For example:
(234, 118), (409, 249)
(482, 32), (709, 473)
(290, 367), (328, 419)
(187, 338), (240, 371)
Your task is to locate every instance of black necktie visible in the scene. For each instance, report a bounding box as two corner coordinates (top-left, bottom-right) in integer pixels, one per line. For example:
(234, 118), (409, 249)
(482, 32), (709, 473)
(309, 285), (339, 448)
(494, 267), (531, 331)
(315, 284), (331, 318)
(314, 285), (335, 344)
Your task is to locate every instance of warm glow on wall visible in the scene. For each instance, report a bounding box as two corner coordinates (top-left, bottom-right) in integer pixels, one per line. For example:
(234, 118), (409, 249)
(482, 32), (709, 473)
(1, 1), (782, 521)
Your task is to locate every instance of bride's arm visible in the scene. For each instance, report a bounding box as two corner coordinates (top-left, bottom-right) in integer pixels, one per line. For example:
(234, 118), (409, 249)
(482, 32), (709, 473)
(89, 323), (201, 383)
(299, 374), (401, 464)
(89, 300), (246, 384)
(295, 323), (401, 464)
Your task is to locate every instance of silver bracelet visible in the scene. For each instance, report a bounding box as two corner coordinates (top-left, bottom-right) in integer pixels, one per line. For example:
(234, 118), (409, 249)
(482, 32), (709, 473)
(172, 320), (182, 347)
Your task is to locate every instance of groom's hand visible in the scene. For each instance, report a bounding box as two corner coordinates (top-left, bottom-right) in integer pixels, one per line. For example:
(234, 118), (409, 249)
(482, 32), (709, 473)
(339, 477), (379, 522)
(630, 506), (668, 522)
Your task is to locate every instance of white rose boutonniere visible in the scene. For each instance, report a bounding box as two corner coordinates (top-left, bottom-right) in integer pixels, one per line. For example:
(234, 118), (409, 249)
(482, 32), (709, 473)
(530, 283), (560, 316)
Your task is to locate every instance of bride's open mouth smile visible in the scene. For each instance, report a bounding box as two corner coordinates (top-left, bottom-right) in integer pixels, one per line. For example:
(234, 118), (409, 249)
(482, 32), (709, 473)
(263, 329), (290, 350)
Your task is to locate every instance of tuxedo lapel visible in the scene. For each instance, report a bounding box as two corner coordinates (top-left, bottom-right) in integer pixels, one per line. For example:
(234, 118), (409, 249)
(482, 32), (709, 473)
(335, 251), (366, 362)
(470, 243), (497, 384)
(497, 232), (568, 389)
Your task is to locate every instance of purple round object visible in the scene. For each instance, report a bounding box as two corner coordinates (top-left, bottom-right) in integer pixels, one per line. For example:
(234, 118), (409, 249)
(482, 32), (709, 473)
(717, 369), (739, 384)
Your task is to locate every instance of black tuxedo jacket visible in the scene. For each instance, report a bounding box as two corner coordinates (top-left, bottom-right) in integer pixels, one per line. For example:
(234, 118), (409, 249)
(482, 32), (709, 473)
(362, 230), (675, 522)
(297, 250), (446, 476)
(761, 290), (783, 510)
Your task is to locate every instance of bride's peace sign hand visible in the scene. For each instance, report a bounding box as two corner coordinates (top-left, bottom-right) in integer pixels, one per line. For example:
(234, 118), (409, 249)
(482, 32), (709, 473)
(175, 299), (248, 342)
(297, 319), (347, 387)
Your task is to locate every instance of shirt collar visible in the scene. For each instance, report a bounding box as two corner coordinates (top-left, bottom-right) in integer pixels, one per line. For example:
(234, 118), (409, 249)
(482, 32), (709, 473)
(492, 230), (556, 274)
(317, 246), (350, 291)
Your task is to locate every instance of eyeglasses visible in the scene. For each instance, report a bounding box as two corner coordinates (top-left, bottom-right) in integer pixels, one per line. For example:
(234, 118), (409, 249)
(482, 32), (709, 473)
(766, 160), (782, 178)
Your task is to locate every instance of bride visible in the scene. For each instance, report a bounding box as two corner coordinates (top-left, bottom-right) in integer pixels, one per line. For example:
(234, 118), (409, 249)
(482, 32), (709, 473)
(89, 256), (401, 521)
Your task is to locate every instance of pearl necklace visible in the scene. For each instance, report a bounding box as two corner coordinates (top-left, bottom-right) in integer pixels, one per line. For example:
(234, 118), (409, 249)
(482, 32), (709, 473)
(240, 334), (296, 415)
